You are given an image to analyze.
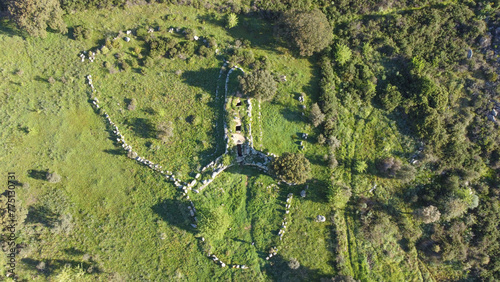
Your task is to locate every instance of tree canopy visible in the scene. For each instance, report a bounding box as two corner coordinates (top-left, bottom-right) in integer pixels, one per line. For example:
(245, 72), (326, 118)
(238, 69), (277, 101)
(281, 8), (333, 56)
(8, 0), (67, 37)
(271, 152), (311, 184)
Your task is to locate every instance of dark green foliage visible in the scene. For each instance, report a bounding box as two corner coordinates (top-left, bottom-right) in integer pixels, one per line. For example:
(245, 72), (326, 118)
(271, 152), (311, 184)
(281, 9), (333, 56)
(442, 197), (468, 221)
(120, 60), (130, 71)
(377, 157), (402, 178)
(378, 84), (401, 112)
(310, 103), (325, 127)
(229, 48), (255, 68)
(198, 45), (213, 58)
(238, 69), (277, 101)
(395, 165), (416, 183)
(72, 25), (91, 41)
(183, 28), (196, 40)
(8, 0), (67, 37)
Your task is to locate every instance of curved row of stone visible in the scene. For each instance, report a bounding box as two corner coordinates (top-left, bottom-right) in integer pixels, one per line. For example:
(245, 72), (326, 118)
(85, 75), (188, 190)
(84, 60), (292, 270)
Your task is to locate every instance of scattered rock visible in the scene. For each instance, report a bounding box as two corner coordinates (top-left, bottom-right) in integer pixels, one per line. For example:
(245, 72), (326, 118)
(316, 215), (326, 222)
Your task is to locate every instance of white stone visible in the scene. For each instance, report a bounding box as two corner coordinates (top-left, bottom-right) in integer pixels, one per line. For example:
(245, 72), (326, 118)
(316, 215), (326, 222)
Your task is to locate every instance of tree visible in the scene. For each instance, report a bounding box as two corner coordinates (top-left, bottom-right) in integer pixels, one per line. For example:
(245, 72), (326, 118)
(8, 0), (67, 38)
(443, 197), (468, 221)
(354, 160), (367, 174)
(271, 153), (311, 184)
(334, 43), (352, 66)
(281, 9), (333, 56)
(238, 69), (277, 101)
(379, 84), (402, 112)
(310, 103), (325, 127)
(327, 154), (338, 169)
(396, 164), (416, 183)
(226, 13), (238, 29)
(377, 157), (402, 177)
(414, 205), (441, 224)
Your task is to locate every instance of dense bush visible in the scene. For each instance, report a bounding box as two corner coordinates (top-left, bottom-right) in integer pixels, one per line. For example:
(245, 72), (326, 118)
(8, 0), (67, 37)
(72, 25), (91, 41)
(271, 152), (311, 184)
(238, 69), (277, 101)
(280, 8), (333, 56)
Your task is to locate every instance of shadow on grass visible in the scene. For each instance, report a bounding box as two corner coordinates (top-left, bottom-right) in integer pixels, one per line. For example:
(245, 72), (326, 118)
(180, 67), (220, 94)
(64, 247), (85, 256)
(0, 20), (23, 37)
(25, 205), (59, 228)
(264, 254), (333, 281)
(125, 117), (156, 139)
(180, 64), (230, 166)
(279, 107), (305, 124)
(301, 55), (322, 101)
(197, 13), (281, 52)
(21, 257), (99, 276)
(103, 149), (125, 156)
(302, 179), (330, 204)
(28, 169), (48, 180)
(152, 198), (197, 234)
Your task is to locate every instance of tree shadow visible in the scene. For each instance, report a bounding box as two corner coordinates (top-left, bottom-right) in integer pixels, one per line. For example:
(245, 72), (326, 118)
(302, 55), (322, 102)
(180, 67), (220, 94)
(279, 107), (305, 124)
(103, 149), (125, 156)
(264, 254), (334, 281)
(27, 169), (48, 180)
(302, 179), (330, 204)
(0, 20), (23, 38)
(151, 198), (196, 234)
(21, 257), (98, 276)
(125, 117), (156, 139)
(180, 64), (230, 166)
(64, 247), (85, 256)
(24, 205), (59, 228)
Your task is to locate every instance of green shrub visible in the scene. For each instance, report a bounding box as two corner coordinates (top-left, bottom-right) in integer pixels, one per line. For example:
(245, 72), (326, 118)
(111, 39), (123, 49)
(226, 13), (238, 29)
(271, 152), (311, 184)
(143, 56), (154, 68)
(198, 45), (213, 58)
(238, 69), (277, 101)
(73, 25), (91, 40)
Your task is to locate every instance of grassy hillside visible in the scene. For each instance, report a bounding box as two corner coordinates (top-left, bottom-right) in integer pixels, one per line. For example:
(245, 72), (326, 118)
(0, 0), (498, 281)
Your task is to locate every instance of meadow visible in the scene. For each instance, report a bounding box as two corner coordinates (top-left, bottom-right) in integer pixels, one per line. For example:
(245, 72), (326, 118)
(0, 3), (338, 281)
(0, 1), (487, 281)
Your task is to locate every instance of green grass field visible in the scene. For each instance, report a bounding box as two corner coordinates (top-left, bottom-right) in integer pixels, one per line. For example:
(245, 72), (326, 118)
(0, 2), (443, 281)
